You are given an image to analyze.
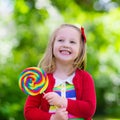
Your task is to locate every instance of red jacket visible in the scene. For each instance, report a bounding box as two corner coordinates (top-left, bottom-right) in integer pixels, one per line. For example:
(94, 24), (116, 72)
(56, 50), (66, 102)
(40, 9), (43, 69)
(24, 69), (96, 120)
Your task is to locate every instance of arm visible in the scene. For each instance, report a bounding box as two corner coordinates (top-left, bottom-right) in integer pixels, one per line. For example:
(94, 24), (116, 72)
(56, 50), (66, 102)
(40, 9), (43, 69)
(67, 72), (96, 118)
(24, 94), (52, 120)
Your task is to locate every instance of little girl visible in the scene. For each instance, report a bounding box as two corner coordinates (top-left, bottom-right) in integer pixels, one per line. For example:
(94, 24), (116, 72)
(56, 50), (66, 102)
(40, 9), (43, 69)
(24, 24), (96, 120)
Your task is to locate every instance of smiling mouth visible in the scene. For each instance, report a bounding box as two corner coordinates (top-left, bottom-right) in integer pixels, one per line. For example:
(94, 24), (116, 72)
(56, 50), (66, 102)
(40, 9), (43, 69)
(60, 50), (71, 55)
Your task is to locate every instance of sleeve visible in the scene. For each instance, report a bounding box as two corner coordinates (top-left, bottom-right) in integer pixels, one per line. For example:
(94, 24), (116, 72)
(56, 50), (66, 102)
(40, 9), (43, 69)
(66, 72), (96, 118)
(24, 94), (52, 120)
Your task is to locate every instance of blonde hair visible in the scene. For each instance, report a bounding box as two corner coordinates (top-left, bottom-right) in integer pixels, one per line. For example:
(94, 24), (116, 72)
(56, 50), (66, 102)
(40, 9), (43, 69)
(38, 24), (86, 74)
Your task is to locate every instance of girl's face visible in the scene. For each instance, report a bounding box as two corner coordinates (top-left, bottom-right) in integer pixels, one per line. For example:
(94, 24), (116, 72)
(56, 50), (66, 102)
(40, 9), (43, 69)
(53, 26), (81, 64)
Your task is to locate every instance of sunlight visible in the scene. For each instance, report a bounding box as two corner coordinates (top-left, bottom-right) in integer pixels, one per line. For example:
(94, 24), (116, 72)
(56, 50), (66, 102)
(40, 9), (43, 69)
(0, 0), (15, 64)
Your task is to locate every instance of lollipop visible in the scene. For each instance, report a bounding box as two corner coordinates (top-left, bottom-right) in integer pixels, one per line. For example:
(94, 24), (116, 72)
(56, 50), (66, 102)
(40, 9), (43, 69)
(18, 67), (48, 96)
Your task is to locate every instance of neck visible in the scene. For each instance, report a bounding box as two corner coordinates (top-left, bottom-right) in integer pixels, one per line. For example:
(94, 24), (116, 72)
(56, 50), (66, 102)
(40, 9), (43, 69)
(54, 61), (73, 79)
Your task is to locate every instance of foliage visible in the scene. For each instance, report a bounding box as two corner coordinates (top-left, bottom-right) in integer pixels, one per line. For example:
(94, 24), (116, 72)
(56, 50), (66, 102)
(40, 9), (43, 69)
(0, 0), (120, 119)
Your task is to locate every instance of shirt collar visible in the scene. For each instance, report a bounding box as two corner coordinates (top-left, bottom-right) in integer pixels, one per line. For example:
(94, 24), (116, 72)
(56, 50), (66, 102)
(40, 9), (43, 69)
(54, 72), (75, 87)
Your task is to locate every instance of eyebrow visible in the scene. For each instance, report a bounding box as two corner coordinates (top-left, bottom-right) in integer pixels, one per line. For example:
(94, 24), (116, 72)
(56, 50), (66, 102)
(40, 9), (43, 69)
(56, 36), (65, 39)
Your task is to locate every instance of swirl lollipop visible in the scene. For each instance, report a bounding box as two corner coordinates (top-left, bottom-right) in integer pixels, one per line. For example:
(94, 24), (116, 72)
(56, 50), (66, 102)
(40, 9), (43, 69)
(18, 67), (48, 96)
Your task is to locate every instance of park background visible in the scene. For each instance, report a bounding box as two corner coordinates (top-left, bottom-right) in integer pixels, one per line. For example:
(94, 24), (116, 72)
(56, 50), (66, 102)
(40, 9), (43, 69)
(0, 0), (120, 120)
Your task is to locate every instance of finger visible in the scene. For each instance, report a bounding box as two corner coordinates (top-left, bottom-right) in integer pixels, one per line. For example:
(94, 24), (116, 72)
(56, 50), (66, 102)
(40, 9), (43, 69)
(64, 111), (68, 115)
(43, 92), (53, 97)
(60, 107), (66, 111)
(43, 93), (49, 98)
(57, 108), (66, 113)
(47, 99), (53, 103)
(44, 94), (52, 100)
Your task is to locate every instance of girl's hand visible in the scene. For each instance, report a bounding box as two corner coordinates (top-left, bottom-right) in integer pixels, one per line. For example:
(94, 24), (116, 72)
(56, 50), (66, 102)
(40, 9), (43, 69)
(50, 107), (68, 120)
(43, 92), (67, 108)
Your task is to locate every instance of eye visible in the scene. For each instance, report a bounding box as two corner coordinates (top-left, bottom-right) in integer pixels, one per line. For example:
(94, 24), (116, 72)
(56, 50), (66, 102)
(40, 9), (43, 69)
(58, 39), (64, 42)
(70, 40), (76, 44)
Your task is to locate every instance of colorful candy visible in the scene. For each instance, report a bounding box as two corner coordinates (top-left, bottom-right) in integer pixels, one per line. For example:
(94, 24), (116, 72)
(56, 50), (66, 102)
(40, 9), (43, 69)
(18, 67), (48, 96)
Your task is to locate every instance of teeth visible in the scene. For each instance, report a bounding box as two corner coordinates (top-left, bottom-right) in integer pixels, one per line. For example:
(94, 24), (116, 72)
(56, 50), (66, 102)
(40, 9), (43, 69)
(60, 50), (70, 55)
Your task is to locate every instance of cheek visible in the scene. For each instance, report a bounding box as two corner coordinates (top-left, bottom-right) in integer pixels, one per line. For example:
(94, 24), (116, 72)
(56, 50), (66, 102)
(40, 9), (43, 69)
(53, 41), (60, 50)
(74, 46), (80, 58)
(53, 44), (58, 56)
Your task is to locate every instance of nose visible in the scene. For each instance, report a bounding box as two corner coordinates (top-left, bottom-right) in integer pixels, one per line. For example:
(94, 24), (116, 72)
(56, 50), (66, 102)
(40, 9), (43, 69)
(62, 41), (70, 48)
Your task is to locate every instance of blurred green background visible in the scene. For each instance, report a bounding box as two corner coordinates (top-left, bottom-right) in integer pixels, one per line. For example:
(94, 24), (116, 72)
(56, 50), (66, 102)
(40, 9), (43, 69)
(0, 0), (120, 120)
